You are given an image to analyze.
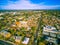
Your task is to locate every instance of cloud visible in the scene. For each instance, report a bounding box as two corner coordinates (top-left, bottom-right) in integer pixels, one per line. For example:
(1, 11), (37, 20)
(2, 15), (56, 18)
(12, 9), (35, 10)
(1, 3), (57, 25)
(1, 0), (60, 9)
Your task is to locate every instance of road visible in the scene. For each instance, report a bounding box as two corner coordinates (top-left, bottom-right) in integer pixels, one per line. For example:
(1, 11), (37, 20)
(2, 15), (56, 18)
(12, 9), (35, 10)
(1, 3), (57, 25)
(32, 15), (43, 45)
(0, 40), (14, 45)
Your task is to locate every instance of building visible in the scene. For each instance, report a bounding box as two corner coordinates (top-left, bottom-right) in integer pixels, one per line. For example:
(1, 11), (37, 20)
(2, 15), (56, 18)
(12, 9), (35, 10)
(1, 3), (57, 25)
(43, 25), (56, 31)
(0, 30), (11, 38)
(0, 13), (4, 16)
(45, 36), (57, 45)
(57, 30), (60, 38)
(43, 25), (60, 45)
(0, 17), (4, 20)
(15, 21), (31, 31)
(15, 36), (22, 43)
(43, 25), (58, 37)
(20, 21), (28, 28)
(15, 21), (28, 28)
(10, 36), (22, 43)
(22, 37), (30, 45)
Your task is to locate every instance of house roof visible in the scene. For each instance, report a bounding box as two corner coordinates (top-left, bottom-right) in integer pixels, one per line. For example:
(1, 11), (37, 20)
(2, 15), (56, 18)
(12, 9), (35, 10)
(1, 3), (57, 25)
(22, 37), (29, 44)
(45, 25), (56, 30)
(0, 30), (9, 35)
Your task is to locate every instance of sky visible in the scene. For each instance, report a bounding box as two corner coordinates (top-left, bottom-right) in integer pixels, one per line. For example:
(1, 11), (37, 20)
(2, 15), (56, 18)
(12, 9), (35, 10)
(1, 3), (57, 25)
(0, 0), (60, 10)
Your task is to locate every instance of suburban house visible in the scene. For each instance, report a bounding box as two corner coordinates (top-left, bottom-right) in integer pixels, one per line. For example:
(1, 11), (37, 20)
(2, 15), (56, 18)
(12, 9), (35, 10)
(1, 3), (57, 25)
(0, 13), (4, 16)
(0, 30), (11, 38)
(15, 36), (22, 43)
(22, 37), (30, 45)
(15, 21), (31, 31)
(11, 36), (22, 43)
(0, 17), (4, 20)
(15, 21), (28, 28)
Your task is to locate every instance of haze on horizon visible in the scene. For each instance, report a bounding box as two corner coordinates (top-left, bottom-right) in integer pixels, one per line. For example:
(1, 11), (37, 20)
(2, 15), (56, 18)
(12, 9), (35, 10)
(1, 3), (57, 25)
(0, 0), (60, 10)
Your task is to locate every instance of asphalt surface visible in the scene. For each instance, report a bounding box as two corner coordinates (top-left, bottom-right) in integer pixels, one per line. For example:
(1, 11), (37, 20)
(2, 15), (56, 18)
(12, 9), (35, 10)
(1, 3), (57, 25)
(33, 15), (42, 45)
(0, 40), (13, 45)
